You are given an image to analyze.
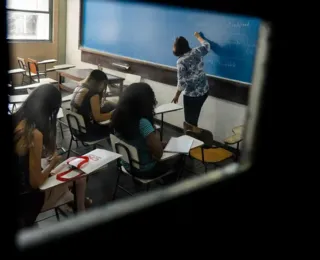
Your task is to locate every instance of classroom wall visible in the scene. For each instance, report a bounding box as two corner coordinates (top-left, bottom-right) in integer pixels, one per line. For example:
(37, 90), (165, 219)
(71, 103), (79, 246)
(66, 0), (247, 143)
(8, 0), (67, 82)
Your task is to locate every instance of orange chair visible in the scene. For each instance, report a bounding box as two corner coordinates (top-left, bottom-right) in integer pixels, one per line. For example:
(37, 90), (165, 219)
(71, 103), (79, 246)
(183, 121), (234, 172)
(27, 58), (45, 83)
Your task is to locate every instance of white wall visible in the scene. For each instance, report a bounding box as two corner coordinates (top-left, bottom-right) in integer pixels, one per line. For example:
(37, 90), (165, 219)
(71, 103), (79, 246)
(66, 0), (247, 143)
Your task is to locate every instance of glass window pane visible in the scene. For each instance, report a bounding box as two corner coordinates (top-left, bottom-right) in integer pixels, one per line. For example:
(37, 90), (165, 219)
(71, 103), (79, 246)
(6, 0), (49, 12)
(7, 11), (50, 40)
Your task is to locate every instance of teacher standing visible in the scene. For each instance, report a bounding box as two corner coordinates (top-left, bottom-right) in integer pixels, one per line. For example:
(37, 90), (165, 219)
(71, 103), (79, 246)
(172, 32), (210, 126)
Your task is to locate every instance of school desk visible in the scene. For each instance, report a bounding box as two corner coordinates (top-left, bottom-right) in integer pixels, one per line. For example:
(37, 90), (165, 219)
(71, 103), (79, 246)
(154, 103), (183, 141)
(8, 68), (25, 75)
(14, 78), (58, 90)
(56, 68), (125, 93)
(53, 64), (76, 70)
(39, 149), (121, 212)
(8, 68), (26, 87)
(37, 59), (57, 75)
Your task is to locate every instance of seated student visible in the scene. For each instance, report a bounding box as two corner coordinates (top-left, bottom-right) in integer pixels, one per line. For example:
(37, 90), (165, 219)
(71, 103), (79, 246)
(71, 69), (115, 140)
(111, 82), (182, 181)
(13, 84), (90, 228)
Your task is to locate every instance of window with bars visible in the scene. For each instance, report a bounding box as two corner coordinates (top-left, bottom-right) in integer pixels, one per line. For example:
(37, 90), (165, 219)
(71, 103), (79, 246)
(6, 0), (53, 41)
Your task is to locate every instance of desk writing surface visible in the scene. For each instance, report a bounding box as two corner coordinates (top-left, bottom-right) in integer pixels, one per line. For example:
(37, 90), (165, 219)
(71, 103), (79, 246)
(38, 59), (57, 64)
(9, 94), (28, 103)
(62, 94), (73, 102)
(57, 108), (64, 119)
(8, 68), (25, 74)
(178, 135), (204, 149)
(53, 64), (76, 70)
(161, 135), (203, 160)
(57, 68), (124, 82)
(155, 103), (183, 114)
(14, 78), (57, 90)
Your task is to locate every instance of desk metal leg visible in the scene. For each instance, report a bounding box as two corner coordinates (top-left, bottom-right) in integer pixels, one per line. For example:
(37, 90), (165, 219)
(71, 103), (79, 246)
(160, 113), (164, 141)
(44, 64), (47, 77)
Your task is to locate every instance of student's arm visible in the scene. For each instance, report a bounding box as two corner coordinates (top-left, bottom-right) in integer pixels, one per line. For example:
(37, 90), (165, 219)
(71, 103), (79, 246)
(141, 119), (163, 160)
(172, 63), (187, 103)
(194, 32), (210, 56)
(29, 130), (60, 189)
(90, 94), (112, 122)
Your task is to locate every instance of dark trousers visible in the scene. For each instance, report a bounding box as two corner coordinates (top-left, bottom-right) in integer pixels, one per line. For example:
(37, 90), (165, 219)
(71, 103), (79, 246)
(183, 93), (208, 126)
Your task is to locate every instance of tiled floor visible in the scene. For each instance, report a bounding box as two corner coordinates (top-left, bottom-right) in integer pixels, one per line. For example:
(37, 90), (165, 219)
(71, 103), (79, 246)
(33, 90), (235, 228)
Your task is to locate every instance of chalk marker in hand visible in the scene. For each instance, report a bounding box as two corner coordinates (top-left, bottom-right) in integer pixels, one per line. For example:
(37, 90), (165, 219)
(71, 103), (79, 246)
(194, 32), (204, 43)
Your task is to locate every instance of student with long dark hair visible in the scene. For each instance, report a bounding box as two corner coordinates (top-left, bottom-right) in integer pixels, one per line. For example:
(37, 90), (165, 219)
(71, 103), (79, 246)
(172, 32), (210, 126)
(111, 83), (181, 181)
(71, 69), (115, 139)
(13, 84), (89, 228)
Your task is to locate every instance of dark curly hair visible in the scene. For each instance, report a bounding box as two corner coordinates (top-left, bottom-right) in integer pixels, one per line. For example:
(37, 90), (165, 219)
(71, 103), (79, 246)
(111, 82), (157, 140)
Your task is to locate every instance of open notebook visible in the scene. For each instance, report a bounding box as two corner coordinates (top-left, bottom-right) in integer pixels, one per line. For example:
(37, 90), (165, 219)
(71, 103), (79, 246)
(164, 137), (193, 154)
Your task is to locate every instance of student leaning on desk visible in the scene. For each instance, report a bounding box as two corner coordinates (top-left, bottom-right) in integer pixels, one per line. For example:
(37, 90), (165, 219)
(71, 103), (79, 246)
(111, 83), (182, 182)
(172, 32), (210, 127)
(71, 69), (115, 140)
(13, 84), (90, 229)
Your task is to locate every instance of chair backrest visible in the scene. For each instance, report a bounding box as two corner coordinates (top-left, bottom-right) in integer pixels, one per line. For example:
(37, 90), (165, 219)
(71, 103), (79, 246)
(184, 121), (214, 147)
(183, 121), (201, 134)
(63, 108), (87, 135)
(124, 73), (141, 86)
(17, 57), (26, 70)
(110, 134), (140, 169)
(27, 58), (39, 74)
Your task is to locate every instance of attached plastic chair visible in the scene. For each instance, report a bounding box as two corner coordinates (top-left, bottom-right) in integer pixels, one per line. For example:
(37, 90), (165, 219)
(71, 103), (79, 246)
(63, 109), (109, 158)
(110, 134), (177, 199)
(183, 121), (234, 173)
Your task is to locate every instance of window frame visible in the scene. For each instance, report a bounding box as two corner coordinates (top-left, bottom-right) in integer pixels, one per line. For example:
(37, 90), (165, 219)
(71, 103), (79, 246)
(6, 0), (53, 43)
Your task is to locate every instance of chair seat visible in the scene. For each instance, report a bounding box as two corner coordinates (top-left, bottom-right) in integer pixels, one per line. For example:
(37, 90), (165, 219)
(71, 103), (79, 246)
(120, 166), (175, 184)
(30, 72), (45, 76)
(190, 147), (233, 163)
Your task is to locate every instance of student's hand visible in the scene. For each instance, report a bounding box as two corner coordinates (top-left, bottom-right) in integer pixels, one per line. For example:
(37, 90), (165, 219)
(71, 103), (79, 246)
(194, 32), (200, 38)
(172, 95), (179, 104)
(161, 141), (168, 148)
(48, 153), (61, 168)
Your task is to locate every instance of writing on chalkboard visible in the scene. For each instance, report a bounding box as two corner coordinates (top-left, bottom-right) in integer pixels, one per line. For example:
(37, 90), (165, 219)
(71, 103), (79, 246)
(228, 21), (250, 28)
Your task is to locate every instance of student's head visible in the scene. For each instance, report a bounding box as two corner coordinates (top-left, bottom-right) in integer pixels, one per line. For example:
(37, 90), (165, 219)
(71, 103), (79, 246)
(84, 69), (108, 94)
(173, 36), (191, 57)
(13, 84), (61, 154)
(111, 82), (157, 140)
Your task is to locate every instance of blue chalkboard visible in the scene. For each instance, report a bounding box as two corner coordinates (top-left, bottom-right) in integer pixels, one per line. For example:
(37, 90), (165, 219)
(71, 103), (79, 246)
(81, 0), (261, 83)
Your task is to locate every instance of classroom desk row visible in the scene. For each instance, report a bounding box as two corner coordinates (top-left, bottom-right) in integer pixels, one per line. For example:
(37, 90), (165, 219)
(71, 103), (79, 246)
(38, 134), (204, 214)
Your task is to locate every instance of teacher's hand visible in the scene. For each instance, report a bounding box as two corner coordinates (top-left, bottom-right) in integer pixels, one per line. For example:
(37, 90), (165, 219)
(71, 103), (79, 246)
(171, 95), (179, 104)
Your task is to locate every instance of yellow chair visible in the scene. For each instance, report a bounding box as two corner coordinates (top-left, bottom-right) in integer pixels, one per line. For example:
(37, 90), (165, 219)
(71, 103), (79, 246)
(183, 122), (233, 173)
(224, 125), (244, 161)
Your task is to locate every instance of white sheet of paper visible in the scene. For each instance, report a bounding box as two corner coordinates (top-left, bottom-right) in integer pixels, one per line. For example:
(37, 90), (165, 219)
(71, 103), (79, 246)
(68, 149), (122, 174)
(164, 137), (193, 154)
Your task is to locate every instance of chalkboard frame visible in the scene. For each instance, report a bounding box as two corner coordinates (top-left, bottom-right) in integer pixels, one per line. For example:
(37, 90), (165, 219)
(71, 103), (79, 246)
(78, 0), (250, 105)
